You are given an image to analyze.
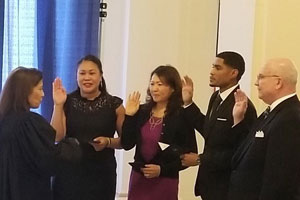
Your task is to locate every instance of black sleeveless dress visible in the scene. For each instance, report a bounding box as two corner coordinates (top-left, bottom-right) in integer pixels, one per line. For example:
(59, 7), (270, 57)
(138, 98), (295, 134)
(53, 90), (122, 200)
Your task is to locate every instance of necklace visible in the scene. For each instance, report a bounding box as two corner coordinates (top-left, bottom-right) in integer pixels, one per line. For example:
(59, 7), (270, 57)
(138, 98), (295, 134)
(149, 112), (163, 130)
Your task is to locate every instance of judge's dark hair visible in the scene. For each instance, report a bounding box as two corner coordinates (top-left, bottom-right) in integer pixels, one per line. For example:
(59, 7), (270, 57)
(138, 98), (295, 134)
(146, 65), (183, 116)
(77, 54), (107, 95)
(0, 67), (43, 120)
(216, 51), (245, 81)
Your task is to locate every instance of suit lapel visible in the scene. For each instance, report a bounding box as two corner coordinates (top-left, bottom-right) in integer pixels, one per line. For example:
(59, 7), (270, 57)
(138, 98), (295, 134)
(206, 87), (237, 131)
(206, 92), (218, 117)
(232, 108), (281, 168)
(232, 95), (299, 168)
(215, 86), (239, 117)
(203, 91), (219, 136)
(231, 114), (265, 168)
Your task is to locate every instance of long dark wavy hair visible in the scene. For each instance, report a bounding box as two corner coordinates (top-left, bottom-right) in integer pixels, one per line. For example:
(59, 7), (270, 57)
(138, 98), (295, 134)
(145, 65), (183, 116)
(0, 67), (43, 120)
(77, 54), (108, 95)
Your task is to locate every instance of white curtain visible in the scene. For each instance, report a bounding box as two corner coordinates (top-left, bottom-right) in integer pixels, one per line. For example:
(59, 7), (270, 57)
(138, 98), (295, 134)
(2, 0), (37, 86)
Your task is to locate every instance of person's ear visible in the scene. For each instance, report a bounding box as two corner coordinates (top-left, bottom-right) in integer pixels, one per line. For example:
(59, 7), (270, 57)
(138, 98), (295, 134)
(275, 77), (283, 90)
(231, 69), (238, 79)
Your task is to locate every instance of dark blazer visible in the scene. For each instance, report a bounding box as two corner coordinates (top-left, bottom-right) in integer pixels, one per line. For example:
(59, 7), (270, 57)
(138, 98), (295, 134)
(121, 105), (197, 178)
(228, 95), (300, 200)
(184, 86), (257, 199)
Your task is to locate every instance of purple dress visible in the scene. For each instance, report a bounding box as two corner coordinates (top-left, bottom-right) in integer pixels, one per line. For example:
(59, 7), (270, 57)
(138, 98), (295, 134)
(128, 117), (179, 200)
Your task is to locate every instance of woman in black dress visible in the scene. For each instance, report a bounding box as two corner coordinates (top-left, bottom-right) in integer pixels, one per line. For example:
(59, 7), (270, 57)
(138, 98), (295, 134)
(52, 55), (125, 200)
(0, 67), (81, 200)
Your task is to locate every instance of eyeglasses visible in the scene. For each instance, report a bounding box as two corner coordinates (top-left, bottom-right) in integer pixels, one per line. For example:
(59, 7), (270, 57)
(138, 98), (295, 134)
(256, 74), (280, 81)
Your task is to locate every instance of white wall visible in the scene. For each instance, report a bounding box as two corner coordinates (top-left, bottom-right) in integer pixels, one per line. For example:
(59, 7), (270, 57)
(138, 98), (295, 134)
(217, 0), (257, 95)
(251, 0), (300, 113)
(98, 1), (131, 197)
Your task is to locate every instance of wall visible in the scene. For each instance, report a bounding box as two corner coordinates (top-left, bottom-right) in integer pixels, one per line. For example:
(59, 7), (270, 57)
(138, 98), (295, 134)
(218, 0), (257, 95)
(215, 0), (300, 113)
(251, 0), (300, 113)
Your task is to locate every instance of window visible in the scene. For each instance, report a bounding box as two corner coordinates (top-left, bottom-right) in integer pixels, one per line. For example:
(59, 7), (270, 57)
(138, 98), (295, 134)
(2, 0), (36, 85)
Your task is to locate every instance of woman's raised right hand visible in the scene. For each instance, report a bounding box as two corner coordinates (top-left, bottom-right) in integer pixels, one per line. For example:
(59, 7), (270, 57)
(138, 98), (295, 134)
(52, 77), (67, 106)
(125, 91), (141, 116)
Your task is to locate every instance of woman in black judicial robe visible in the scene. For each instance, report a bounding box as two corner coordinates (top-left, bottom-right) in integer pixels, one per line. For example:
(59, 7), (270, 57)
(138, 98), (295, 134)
(0, 67), (81, 200)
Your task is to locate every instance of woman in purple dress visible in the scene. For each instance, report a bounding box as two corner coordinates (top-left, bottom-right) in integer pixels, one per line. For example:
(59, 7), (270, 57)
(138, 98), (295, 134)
(121, 65), (197, 200)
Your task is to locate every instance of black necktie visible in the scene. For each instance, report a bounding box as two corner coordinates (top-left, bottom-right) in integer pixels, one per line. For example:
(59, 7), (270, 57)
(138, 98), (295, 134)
(209, 94), (222, 119)
(263, 106), (271, 119)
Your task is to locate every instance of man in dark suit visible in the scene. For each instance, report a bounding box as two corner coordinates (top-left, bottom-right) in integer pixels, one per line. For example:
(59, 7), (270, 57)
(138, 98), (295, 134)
(229, 58), (300, 200)
(181, 51), (257, 200)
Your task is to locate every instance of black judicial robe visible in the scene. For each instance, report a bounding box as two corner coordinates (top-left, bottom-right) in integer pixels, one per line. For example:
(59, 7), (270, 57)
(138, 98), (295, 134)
(0, 111), (81, 200)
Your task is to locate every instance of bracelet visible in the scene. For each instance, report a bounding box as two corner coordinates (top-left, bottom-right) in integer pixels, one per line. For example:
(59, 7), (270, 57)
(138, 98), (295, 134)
(106, 137), (111, 148)
(196, 154), (201, 165)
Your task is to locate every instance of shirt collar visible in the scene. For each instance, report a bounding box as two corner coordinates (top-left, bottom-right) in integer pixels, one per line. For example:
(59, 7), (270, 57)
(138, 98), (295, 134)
(217, 84), (239, 101)
(269, 93), (296, 111)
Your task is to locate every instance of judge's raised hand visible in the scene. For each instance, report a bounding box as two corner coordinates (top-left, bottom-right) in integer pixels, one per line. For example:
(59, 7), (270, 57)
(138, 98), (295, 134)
(182, 76), (194, 106)
(125, 91), (141, 116)
(233, 89), (248, 125)
(52, 77), (67, 106)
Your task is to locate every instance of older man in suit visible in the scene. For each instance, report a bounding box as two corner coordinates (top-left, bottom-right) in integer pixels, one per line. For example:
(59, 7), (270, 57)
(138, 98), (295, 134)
(229, 58), (300, 200)
(181, 51), (257, 200)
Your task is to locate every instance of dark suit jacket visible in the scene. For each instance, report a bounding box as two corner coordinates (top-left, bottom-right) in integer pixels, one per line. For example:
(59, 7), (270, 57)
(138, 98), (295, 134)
(184, 87), (257, 199)
(228, 95), (300, 200)
(121, 104), (197, 178)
